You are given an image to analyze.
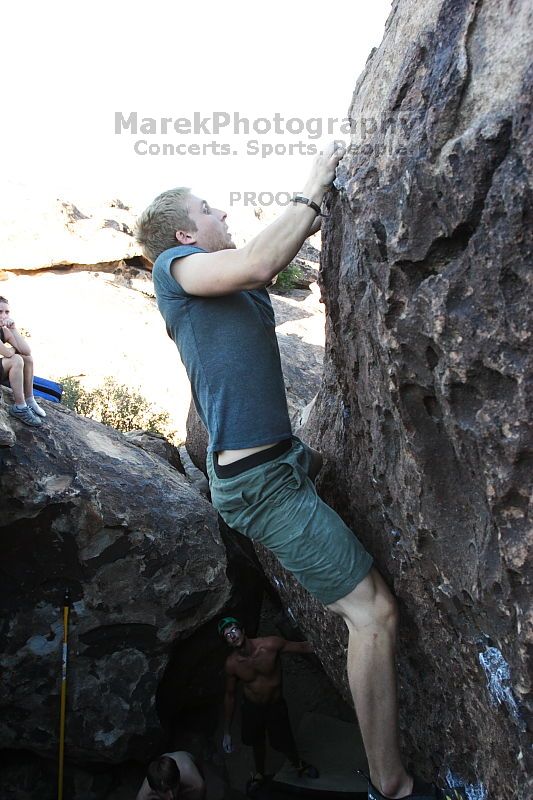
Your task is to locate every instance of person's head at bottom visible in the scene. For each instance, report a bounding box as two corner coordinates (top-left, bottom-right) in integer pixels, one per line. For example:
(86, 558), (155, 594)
(147, 756), (181, 800)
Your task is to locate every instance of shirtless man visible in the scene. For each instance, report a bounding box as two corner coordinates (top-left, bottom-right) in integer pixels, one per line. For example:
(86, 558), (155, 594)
(220, 616), (318, 785)
(136, 751), (205, 800)
(0, 295), (46, 427)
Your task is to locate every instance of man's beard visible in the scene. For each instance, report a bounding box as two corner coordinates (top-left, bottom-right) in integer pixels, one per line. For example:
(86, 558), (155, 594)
(206, 230), (236, 253)
(214, 239), (236, 253)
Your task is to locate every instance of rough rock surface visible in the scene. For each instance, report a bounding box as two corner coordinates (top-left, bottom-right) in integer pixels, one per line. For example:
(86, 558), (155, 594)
(273, 290), (325, 423)
(0, 397), (16, 447)
(123, 429), (184, 473)
(0, 388), (230, 764)
(255, 2), (532, 799)
(185, 403), (209, 474)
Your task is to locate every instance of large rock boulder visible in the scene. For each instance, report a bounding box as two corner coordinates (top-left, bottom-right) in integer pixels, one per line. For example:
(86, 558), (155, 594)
(0, 196), (144, 271)
(256, 2), (532, 798)
(123, 429), (185, 473)
(273, 290), (325, 425)
(0, 389), (230, 764)
(0, 397), (16, 447)
(185, 402), (209, 476)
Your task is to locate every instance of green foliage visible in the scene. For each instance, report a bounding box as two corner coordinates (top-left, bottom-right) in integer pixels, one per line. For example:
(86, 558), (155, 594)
(274, 262), (303, 293)
(59, 375), (173, 437)
(60, 376), (93, 418)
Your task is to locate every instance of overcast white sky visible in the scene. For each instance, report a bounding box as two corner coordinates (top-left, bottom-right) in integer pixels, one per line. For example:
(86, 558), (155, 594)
(1, 0), (392, 215)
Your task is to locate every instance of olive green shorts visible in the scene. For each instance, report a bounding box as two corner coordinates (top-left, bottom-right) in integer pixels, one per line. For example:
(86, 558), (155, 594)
(206, 436), (373, 605)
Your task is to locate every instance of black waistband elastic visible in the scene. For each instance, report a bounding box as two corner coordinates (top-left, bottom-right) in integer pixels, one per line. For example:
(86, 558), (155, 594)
(214, 438), (292, 478)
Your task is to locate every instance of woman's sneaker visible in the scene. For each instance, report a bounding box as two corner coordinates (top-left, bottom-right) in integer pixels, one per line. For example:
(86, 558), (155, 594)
(26, 397), (46, 417)
(9, 404), (43, 427)
(358, 772), (466, 800)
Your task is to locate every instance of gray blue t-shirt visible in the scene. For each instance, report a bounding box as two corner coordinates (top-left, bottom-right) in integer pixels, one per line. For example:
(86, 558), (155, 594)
(152, 245), (292, 453)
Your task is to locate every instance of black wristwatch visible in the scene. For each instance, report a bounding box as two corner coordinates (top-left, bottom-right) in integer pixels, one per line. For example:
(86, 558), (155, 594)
(291, 195), (323, 216)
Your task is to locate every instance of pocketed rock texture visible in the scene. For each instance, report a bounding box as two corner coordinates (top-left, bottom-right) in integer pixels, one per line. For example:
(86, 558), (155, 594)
(0, 389), (230, 764)
(256, 2), (532, 798)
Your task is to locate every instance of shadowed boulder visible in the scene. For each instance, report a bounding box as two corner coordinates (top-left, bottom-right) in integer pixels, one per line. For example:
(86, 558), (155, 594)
(0, 388), (230, 763)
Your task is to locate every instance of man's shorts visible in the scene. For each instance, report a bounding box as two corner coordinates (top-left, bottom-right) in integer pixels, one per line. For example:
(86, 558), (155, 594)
(241, 695), (297, 754)
(206, 436), (373, 605)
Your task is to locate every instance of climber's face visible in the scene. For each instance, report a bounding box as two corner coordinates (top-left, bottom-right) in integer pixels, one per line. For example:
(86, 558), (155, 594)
(223, 623), (245, 648)
(176, 195), (235, 253)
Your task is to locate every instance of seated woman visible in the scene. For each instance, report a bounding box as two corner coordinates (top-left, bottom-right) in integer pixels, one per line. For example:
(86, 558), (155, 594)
(0, 295), (46, 427)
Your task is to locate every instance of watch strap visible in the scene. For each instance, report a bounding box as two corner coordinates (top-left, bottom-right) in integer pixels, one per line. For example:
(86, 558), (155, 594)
(291, 195), (323, 216)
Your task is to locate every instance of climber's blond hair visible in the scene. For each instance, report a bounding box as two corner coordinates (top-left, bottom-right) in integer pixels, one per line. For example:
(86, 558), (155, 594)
(135, 187), (197, 263)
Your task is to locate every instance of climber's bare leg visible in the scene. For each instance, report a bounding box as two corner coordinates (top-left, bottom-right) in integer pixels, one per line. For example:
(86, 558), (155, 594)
(326, 568), (413, 799)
